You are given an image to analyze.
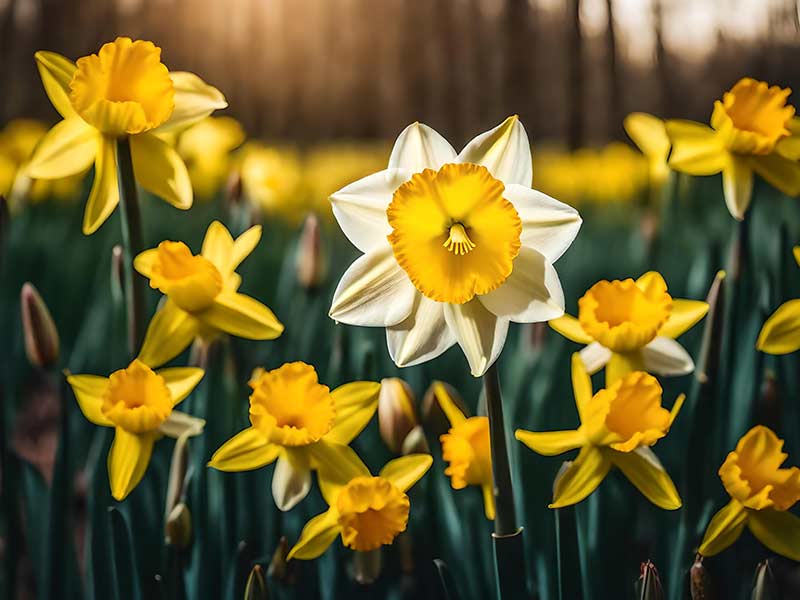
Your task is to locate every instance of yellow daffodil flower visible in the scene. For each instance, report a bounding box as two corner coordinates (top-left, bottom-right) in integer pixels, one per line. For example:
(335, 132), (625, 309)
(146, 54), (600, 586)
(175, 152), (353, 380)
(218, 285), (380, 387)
(238, 142), (303, 219)
(516, 354), (684, 509)
(430, 381), (494, 519)
(174, 116), (245, 199)
(134, 220), (283, 367)
(209, 362), (380, 511)
(287, 448), (432, 559)
(329, 117), (582, 377)
(699, 426), (800, 560)
(624, 112), (671, 189)
(550, 271), (708, 385)
(27, 37), (227, 234)
(66, 359), (205, 500)
(757, 246), (800, 354)
(666, 78), (800, 220)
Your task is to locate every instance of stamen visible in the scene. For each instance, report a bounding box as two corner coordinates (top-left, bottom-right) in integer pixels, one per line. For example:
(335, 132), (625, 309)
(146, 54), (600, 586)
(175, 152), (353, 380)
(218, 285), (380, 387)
(443, 223), (476, 256)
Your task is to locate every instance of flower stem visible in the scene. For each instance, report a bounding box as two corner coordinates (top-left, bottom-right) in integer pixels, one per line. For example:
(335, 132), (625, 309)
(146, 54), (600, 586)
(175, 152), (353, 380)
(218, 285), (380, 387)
(115, 137), (146, 358)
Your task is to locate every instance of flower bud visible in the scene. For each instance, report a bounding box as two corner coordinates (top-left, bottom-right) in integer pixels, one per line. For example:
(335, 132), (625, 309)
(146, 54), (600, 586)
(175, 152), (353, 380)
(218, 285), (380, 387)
(295, 213), (327, 291)
(20, 282), (59, 369)
(752, 560), (777, 600)
(165, 502), (192, 549)
(690, 554), (713, 600)
(378, 378), (418, 454)
(637, 560), (664, 600)
(164, 433), (190, 519)
(225, 169), (243, 208)
(110, 244), (124, 304)
(422, 381), (468, 438)
(244, 564), (268, 600)
(400, 425), (430, 456)
(267, 536), (295, 584)
(352, 548), (382, 585)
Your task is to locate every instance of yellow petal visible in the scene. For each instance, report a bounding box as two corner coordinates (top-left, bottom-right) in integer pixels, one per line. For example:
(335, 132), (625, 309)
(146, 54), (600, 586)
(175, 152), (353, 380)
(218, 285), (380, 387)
(750, 153), (800, 197)
(157, 367), (205, 405)
(200, 292), (284, 340)
(133, 248), (159, 279)
(747, 508), (800, 561)
(158, 410), (205, 438)
(379, 454), (433, 493)
(208, 427), (279, 471)
(776, 135), (800, 160)
(515, 429), (585, 456)
(634, 271), (668, 297)
(698, 500), (748, 557)
(665, 120), (727, 175)
(286, 507), (341, 560)
(549, 314), (593, 344)
(137, 301), (201, 367)
(624, 112), (670, 161)
(606, 351), (644, 387)
(66, 374), (112, 426)
(794, 246), (800, 267)
(308, 440), (370, 506)
(669, 394), (685, 426)
(571, 352), (592, 419)
(130, 132), (192, 209)
(83, 135), (119, 235)
(200, 220), (235, 273)
(610, 447), (682, 510)
(108, 428), (156, 501)
(481, 483), (496, 520)
(230, 225), (262, 272)
(34, 51), (77, 119)
(757, 299), (800, 354)
(659, 299), (709, 339)
(722, 156), (753, 221)
(325, 381), (381, 445)
(27, 118), (98, 179)
(429, 380), (467, 427)
(549, 446), (611, 508)
(155, 71), (227, 133)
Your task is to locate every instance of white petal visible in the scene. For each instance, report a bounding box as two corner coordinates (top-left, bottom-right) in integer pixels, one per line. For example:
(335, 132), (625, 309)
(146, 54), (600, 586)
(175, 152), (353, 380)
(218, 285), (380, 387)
(389, 122), (457, 172)
(641, 337), (695, 376)
(387, 295), (456, 367)
(271, 450), (312, 512)
(444, 300), (510, 377)
(504, 184), (582, 263)
(479, 247), (565, 323)
(579, 342), (612, 374)
(457, 116), (532, 186)
(329, 244), (417, 327)
(330, 168), (411, 253)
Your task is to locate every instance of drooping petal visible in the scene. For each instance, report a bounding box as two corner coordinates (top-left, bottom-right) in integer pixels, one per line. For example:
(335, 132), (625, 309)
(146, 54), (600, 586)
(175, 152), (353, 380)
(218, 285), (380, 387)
(503, 184), (582, 263)
(571, 353), (593, 419)
(757, 299), (800, 354)
(641, 337), (694, 376)
(515, 429), (585, 456)
(329, 245), (417, 327)
(478, 247), (565, 323)
(750, 153), (800, 197)
(130, 132), (193, 210)
(330, 168), (412, 253)
(610, 447), (682, 510)
(158, 411), (205, 438)
(722, 156), (754, 221)
(201, 292), (284, 339)
(66, 374), (112, 426)
(659, 299), (709, 339)
(549, 314), (593, 344)
(158, 367), (205, 405)
(309, 440), (371, 506)
(579, 342), (612, 374)
(107, 428), (156, 501)
(27, 118), (98, 179)
(83, 135), (119, 235)
(137, 301), (201, 367)
(286, 508), (341, 560)
(34, 51), (77, 119)
(386, 295), (456, 367)
(208, 427), (280, 471)
(549, 446), (611, 508)
(665, 120), (727, 175)
(698, 500), (748, 557)
(272, 449), (312, 511)
(429, 380), (467, 426)
(155, 71), (227, 133)
(200, 220), (235, 272)
(326, 381), (381, 445)
(388, 122), (457, 172)
(457, 116), (532, 186)
(444, 300), (510, 377)
(747, 508), (800, 561)
(379, 454), (434, 492)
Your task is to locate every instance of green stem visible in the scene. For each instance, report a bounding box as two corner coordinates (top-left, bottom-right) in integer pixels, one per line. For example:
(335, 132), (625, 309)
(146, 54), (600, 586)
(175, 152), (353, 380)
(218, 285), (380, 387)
(115, 137), (146, 358)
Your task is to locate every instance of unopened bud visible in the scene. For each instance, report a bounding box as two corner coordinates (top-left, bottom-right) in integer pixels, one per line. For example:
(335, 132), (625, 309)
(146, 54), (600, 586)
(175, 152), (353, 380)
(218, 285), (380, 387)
(378, 378), (418, 454)
(267, 536), (294, 584)
(244, 564), (268, 600)
(111, 245), (124, 304)
(690, 554), (713, 600)
(295, 213), (327, 291)
(637, 560), (664, 600)
(165, 433), (191, 519)
(165, 502), (192, 549)
(400, 425), (429, 456)
(352, 548), (382, 585)
(225, 169), (243, 208)
(752, 560), (777, 600)
(422, 381), (468, 438)
(20, 282), (59, 369)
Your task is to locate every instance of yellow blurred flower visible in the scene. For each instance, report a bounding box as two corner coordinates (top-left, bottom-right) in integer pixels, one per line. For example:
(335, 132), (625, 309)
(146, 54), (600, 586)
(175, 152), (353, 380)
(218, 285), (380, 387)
(699, 426), (800, 560)
(134, 220), (283, 367)
(238, 141), (303, 220)
(174, 116), (245, 199)
(624, 112), (671, 189)
(516, 354), (683, 509)
(757, 246), (800, 354)
(67, 359), (205, 500)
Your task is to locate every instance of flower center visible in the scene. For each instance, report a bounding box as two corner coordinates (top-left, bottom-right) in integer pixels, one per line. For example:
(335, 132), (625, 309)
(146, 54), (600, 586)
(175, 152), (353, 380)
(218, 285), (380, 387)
(69, 37), (175, 136)
(440, 416), (492, 488)
(248, 362), (336, 447)
(101, 359), (173, 433)
(387, 162), (521, 304)
(578, 279), (672, 353)
(336, 476), (410, 552)
(148, 241), (223, 312)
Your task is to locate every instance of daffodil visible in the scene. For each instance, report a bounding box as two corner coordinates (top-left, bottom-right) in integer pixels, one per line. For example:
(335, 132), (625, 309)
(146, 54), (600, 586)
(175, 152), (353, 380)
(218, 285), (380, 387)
(666, 78), (800, 220)
(209, 362), (380, 511)
(624, 112), (671, 189)
(174, 116), (245, 198)
(27, 37), (227, 234)
(66, 359), (205, 500)
(516, 354), (683, 509)
(430, 381), (494, 519)
(238, 142), (303, 219)
(549, 271), (708, 385)
(757, 246), (800, 354)
(699, 425), (800, 560)
(287, 448), (432, 559)
(134, 220), (283, 367)
(329, 117), (581, 377)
